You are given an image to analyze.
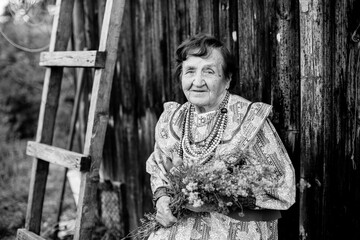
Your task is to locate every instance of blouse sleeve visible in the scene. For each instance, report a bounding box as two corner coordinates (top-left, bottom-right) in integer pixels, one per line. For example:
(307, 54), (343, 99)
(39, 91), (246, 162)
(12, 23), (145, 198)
(247, 119), (296, 210)
(146, 142), (174, 193)
(145, 102), (181, 194)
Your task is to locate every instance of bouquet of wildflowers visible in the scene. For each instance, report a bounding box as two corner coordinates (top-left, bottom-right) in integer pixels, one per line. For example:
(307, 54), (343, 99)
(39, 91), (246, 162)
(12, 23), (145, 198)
(122, 150), (281, 239)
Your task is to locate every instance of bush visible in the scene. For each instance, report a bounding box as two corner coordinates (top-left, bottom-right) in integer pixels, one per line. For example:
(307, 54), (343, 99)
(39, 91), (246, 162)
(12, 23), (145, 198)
(0, 15), (47, 140)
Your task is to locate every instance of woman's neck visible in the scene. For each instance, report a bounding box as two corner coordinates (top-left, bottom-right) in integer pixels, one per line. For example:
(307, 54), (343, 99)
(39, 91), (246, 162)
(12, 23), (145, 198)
(194, 106), (207, 113)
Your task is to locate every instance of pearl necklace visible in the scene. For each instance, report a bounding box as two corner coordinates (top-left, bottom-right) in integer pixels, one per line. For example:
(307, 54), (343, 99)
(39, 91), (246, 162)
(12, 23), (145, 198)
(180, 92), (229, 165)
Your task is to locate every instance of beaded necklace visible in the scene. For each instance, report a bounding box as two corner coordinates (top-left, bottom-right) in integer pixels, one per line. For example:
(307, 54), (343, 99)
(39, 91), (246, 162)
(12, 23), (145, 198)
(179, 91), (230, 165)
(192, 110), (217, 143)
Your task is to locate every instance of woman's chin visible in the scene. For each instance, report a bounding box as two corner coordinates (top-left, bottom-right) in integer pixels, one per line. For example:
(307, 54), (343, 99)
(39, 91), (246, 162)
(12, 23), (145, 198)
(190, 102), (213, 113)
(188, 92), (207, 101)
(188, 99), (208, 108)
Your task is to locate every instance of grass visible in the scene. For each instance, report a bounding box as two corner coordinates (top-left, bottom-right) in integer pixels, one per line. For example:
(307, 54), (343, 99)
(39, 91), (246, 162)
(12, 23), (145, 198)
(0, 139), (30, 239)
(0, 141), (79, 240)
(0, 125), (78, 240)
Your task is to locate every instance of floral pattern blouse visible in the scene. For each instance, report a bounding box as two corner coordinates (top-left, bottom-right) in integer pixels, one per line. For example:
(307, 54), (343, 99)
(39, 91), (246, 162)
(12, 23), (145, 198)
(146, 94), (296, 215)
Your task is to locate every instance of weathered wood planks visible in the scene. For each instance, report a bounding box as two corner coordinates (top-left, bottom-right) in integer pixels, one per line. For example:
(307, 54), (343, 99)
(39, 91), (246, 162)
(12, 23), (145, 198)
(73, 0), (126, 239)
(95, 1), (360, 239)
(24, 0), (75, 234)
(16, 229), (46, 240)
(26, 141), (90, 171)
(39, 51), (106, 68)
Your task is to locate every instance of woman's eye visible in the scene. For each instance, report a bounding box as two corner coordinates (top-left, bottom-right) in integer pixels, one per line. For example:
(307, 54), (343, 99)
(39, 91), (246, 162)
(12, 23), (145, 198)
(203, 69), (215, 74)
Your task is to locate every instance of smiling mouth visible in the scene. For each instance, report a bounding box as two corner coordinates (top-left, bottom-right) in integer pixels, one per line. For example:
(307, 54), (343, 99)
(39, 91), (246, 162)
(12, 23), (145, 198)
(191, 89), (207, 92)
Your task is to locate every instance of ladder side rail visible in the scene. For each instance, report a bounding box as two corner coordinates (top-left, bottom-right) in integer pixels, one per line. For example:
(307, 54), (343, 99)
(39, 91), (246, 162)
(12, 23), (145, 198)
(73, 0), (126, 239)
(24, 0), (75, 234)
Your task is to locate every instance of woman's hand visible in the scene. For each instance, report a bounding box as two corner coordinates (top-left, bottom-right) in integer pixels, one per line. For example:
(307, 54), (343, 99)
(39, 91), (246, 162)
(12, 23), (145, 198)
(185, 204), (215, 213)
(155, 196), (177, 227)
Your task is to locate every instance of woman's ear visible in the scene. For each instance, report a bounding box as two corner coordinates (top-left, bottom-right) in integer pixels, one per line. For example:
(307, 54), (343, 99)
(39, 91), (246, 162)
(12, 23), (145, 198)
(226, 74), (232, 90)
(178, 72), (183, 90)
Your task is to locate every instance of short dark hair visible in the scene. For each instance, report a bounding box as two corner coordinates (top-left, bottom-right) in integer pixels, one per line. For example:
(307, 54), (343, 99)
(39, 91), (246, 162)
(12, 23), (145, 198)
(175, 33), (235, 89)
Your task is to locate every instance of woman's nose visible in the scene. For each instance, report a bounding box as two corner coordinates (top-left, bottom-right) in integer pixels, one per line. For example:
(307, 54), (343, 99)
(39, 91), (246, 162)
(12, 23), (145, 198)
(192, 72), (204, 86)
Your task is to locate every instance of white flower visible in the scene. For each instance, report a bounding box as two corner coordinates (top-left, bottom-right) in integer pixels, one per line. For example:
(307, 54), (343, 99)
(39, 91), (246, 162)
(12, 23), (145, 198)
(212, 160), (226, 170)
(186, 181), (198, 191)
(192, 199), (204, 208)
(188, 192), (199, 203)
(227, 156), (238, 164)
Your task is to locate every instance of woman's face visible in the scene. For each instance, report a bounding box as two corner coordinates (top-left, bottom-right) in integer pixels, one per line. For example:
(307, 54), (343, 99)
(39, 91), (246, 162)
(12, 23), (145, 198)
(181, 48), (230, 113)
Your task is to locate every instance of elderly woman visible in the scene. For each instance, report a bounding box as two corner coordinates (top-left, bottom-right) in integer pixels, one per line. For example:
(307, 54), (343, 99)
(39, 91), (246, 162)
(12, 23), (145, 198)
(146, 34), (295, 240)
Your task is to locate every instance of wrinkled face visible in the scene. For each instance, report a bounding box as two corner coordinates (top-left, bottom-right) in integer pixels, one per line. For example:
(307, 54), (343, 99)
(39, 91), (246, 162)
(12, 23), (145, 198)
(181, 48), (230, 113)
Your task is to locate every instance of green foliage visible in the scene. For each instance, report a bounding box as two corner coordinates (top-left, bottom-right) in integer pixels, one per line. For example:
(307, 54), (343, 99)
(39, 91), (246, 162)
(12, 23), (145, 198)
(0, 19), (45, 140)
(0, 140), (30, 238)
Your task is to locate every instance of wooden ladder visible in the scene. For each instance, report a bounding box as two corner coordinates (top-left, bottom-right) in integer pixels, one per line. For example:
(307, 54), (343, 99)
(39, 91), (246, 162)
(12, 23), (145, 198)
(16, 0), (125, 239)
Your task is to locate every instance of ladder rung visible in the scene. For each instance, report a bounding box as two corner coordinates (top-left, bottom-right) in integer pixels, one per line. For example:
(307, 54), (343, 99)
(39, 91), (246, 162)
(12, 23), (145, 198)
(39, 50), (106, 68)
(26, 141), (90, 171)
(17, 229), (46, 240)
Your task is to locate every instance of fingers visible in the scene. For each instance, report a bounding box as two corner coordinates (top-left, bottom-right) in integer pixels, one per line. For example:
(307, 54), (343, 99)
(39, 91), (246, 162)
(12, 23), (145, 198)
(155, 196), (177, 227)
(156, 206), (177, 227)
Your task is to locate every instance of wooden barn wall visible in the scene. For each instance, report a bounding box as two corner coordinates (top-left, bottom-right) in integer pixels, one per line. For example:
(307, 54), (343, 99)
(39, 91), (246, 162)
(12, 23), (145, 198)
(79, 0), (360, 239)
(299, 0), (360, 239)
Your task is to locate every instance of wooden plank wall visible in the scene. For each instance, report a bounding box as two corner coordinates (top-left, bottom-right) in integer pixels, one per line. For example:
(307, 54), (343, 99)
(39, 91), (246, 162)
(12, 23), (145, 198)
(80, 0), (360, 239)
(299, 0), (360, 239)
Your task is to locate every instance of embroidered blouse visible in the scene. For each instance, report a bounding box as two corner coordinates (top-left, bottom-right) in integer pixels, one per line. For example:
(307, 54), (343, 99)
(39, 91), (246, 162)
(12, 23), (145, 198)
(146, 94), (296, 219)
